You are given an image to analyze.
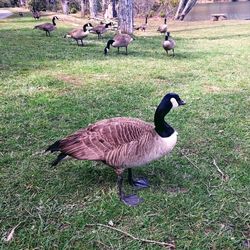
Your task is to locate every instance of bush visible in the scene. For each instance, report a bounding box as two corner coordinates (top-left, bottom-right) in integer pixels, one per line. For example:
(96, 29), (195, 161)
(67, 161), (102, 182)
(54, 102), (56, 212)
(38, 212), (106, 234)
(0, 0), (11, 7)
(70, 7), (77, 14)
(160, 11), (166, 17)
(69, 0), (80, 11)
(28, 0), (47, 11)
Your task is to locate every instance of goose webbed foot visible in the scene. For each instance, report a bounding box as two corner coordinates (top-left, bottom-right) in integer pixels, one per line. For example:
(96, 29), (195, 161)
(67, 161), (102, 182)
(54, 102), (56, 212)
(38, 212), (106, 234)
(128, 168), (150, 189)
(117, 173), (143, 206)
(120, 192), (144, 207)
(130, 177), (150, 189)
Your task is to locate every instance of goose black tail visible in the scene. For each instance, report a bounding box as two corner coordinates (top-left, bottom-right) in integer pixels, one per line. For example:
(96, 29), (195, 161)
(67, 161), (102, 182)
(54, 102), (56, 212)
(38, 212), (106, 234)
(51, 153), (67, 166)
(46, 140), (61, 153)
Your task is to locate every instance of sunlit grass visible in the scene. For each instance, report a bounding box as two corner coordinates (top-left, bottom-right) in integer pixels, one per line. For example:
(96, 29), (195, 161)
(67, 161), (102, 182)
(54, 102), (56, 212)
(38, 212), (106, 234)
(0, 10), (249, 249)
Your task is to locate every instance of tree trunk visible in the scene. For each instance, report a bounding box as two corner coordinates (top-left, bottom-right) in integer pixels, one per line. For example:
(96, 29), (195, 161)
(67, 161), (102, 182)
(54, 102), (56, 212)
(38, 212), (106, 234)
(102, 0), (107, 13)
(104, 0), (111, 18)
(80, 0), (86, 17)
(179, 0), (197, 20)
(61, 0), (69, 14)
(175, 0), (188, 20)
(118, 0), (133, 34)
(112, 0), (117, 17)
(175, 0), (197, 20)
(89, 0), (98, 18)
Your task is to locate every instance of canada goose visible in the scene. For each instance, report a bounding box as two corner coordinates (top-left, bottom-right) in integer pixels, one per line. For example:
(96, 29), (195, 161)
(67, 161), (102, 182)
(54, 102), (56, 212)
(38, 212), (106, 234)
(46, 93), (186, 206)
(91, 22), (112, 39)
(163, 32), (176, 56)
(19, 12), (24, 17)
(104, 33), (133, 55)
(64, 23), (93, 46)
(157, 18), (167, 33)
(135, 15), (148, 31)
(32, 10), (41, 20)
(34, 16), (58, 36)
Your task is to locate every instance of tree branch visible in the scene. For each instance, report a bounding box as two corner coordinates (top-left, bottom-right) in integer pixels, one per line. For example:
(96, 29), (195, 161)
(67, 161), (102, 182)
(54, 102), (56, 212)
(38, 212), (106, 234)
(86, 223), (175, 249)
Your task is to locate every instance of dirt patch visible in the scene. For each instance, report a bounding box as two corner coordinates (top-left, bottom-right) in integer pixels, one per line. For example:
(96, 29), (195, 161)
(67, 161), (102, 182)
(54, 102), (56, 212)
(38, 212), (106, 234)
(56, 73), (83, 86)
(203, 85), (222, 93)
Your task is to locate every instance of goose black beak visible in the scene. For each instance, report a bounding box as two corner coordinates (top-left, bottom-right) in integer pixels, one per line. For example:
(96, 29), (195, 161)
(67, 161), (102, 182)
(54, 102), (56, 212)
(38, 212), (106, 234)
(179, 100), (186, 106)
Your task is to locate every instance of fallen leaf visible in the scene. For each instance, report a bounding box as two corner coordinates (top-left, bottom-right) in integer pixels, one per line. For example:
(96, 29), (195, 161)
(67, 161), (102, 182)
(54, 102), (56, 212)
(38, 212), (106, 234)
(4, 223), (21, 242)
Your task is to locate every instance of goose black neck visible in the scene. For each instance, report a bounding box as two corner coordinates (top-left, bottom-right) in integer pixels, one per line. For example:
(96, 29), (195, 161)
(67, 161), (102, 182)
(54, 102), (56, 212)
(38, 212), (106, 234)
(83, 24), (88, 32)
(106, 39), (114, 49)
(165, 35), (169, 41)
(154, 101), (174, 137)
(145, 16), (148, 24)
(164, 18), (167, 24)
(52, 17), (56, 26)
(105, 22), (111, 28)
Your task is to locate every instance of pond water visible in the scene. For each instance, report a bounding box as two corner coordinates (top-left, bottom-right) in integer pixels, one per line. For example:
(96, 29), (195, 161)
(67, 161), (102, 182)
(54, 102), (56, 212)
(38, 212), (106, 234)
(185, 2), (250, 21)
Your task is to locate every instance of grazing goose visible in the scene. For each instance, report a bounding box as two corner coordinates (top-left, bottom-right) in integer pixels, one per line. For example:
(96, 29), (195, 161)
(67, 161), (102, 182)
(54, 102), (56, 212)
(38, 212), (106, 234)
(34, 16), (58, 36)
(157, 18), (167, 33)
(64, 23), (93, 46)
(46, 93), (186, 206)
(104, 33), (133, 55)
(91, 22), (112, 39)
(162, 32), (176, 56)
(32, 10), (41, 20)
(135, 15), (148, 31)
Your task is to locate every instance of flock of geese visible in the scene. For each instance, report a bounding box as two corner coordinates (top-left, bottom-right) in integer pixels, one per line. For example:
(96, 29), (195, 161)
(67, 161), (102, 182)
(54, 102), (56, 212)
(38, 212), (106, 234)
(31, 14), (184, 206)
(33, 15), (176, 56)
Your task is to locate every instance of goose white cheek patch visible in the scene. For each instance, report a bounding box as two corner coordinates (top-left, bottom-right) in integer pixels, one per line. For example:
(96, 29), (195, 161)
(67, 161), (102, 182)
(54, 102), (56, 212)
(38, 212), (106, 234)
(170, 98), (179, 109)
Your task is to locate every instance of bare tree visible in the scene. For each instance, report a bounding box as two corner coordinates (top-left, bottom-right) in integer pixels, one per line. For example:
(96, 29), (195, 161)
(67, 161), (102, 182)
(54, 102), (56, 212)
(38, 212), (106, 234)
(89, 0), (98, 18)
(61, 0), (69, 14)
(80, 0), (86, 17)
(118, 0), (133, 34)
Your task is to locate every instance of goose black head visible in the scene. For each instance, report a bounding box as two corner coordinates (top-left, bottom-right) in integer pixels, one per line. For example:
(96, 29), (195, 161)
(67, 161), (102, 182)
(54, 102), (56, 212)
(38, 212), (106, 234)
(83, 23), (93, 32)
(160, 93), (186, 110)
(105, 22), (112, 28)
(104, 39), (115, 55)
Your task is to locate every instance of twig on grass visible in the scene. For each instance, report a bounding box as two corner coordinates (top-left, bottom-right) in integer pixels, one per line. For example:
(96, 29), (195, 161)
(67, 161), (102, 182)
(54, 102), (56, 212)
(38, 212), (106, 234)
(179, 149), (200, 170)
(212, 159), (229, 181)
(3, 222), (22, 242)
(86, 223), (175, 249)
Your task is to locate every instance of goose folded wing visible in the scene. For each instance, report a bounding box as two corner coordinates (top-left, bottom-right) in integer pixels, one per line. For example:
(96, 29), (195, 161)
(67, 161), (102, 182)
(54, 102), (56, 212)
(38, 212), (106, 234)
(57, 117), (153, 161)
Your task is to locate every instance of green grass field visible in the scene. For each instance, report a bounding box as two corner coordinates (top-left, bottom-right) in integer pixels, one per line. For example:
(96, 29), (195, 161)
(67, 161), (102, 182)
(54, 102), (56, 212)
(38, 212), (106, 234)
(0, 10), (249, 249)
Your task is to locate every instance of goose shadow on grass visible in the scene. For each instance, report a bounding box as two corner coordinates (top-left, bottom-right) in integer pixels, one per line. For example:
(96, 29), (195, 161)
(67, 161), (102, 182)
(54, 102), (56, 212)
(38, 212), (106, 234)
(53, 158), (184, 197)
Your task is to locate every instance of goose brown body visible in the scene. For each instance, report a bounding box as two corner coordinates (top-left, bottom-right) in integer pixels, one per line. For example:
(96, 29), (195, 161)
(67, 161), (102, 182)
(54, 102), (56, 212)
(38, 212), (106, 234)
(112, 34), (133, 48)
(157, 18), (167, 33)
(91, 22), (112, 39)
(104, 33), (133, 55)
(163, 32), (176, 56)
(65, 23), (92, 46)
(34, 16), (58, 36)
(49, 117), (177, 172)
(135, 15), (148, 31)
(47, 93), (186, 206)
